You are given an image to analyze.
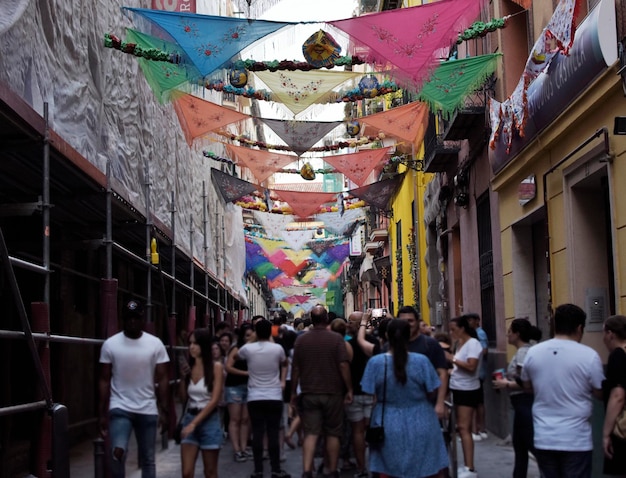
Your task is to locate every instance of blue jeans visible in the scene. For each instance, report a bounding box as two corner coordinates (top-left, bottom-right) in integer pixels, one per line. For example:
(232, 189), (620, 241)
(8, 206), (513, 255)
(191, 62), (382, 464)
(109, 408), (158, 478)
(534, 449), (592, 478)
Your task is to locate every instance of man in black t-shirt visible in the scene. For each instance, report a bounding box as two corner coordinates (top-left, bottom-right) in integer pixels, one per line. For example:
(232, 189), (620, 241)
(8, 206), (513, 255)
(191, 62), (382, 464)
(396, 305), (447, 419)
(346, 311), (377, 478)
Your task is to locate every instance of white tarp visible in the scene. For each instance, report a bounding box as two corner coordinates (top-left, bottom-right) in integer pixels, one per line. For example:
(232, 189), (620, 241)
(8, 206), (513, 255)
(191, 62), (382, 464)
(0, 0), (249, 303)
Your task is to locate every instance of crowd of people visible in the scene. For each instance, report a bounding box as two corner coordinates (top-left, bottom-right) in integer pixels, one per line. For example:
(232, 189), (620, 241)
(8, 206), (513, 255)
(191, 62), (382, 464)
(97, 299), (626, 478)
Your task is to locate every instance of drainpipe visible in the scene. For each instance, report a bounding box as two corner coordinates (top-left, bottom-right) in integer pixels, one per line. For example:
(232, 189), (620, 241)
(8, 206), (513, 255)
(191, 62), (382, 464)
(542, 127), (610, 333)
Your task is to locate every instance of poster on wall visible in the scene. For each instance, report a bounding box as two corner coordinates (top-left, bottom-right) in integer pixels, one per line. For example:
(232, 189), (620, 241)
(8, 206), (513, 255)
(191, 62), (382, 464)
(152, 0), (196, 12)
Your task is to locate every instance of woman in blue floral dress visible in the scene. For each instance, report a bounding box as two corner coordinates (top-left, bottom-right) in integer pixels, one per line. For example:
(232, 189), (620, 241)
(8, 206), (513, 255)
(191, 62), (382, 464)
(361, 319), (449, 478)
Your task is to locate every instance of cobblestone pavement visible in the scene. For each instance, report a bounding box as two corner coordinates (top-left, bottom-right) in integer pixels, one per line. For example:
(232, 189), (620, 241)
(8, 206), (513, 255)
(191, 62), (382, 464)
(69, 430), (540, 477)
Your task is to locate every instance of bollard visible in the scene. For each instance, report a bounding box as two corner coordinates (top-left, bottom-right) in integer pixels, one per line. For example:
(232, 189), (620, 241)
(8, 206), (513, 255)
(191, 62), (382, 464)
(93, 438), (105, 478)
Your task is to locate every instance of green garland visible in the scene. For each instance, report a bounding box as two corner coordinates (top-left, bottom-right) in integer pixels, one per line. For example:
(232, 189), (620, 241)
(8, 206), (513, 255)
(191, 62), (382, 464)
(231, 56), (366, 72)
(104, 33), (183, 64)
(104, 33), (367, 72)
(203, 78), (401, 104)
(456, 17), (509, 44)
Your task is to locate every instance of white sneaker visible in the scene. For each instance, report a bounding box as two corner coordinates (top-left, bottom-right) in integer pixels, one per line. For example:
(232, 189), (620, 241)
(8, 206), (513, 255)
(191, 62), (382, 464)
(479, 431), (488, 440)
(458, 467), (478, 478)
(471, 433), (483, 441)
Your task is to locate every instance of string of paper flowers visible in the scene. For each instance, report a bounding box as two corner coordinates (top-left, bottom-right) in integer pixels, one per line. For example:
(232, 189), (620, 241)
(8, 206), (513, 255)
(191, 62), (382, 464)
(203, 150), (336, 174)
(202, 78), (401, 104)
(103, 33), (368, 72)
(230, 57), (366, 72)
(104, 33), (183, 63)
(236, 192), (366, 215)
(216, 131), (389, 153)
(456, 17), (510, 44)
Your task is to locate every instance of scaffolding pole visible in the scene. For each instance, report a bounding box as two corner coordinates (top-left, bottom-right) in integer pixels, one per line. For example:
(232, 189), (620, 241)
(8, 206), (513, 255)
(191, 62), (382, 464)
(144, 159), (153, 325)
(170, 191), (176, 315)
(203, 182), (210, 328)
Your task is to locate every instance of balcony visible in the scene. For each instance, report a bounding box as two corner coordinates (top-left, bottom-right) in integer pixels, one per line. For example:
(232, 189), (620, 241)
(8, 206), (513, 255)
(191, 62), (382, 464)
(442, 77), (495, 149)
(364, 241), (382, 254)
(423, 134), (461, 173)
(369, 228), (388, 243)
(423, 111), (461, 173)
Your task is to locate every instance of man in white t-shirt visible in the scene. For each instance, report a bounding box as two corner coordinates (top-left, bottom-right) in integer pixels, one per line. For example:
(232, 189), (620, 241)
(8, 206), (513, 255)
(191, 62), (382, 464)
(237, 318), (290, 478)
(99, 300), (170, 478)
(521, 303), (604, 478)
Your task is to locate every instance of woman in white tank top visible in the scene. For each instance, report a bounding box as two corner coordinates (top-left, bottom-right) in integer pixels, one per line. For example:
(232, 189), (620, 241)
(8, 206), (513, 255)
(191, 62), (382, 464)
(179, 328), (224, 478)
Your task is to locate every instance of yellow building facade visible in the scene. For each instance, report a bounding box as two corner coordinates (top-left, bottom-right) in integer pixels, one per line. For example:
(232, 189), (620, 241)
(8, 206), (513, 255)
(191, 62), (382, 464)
(491, 0), (623, 363)
(389, 164), (433, 323)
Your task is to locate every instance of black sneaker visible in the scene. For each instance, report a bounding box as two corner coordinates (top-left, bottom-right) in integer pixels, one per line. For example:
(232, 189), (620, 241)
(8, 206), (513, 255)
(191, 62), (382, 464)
(271, 471), (291, 478)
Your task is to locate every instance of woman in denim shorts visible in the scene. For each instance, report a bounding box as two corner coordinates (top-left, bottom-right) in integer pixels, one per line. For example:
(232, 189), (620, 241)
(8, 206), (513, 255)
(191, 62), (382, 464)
(179, 328), (224, 478)
(225, 324), (254, 462)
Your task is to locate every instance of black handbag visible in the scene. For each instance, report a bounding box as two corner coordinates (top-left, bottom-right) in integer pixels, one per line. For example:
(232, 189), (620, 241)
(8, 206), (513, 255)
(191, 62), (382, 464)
(365, 356), (387, 447)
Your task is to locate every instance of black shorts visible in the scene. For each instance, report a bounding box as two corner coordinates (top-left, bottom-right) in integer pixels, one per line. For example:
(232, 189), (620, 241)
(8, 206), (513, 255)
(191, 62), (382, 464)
(450, 388), (482, 408)
(477, 379), (485, 405)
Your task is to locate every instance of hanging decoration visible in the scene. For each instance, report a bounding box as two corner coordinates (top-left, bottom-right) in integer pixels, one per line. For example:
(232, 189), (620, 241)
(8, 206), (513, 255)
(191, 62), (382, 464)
(105, 35), (366, 71)
(349, 173), (405, 211)
(211, 168), (259, 203)
(121, 29), (192, 103)
(328, 0), (481, 88)
(321, 147), (390, 186)
(204, 150), (338, 174)
(358, 76), (380, 97)
(300, 163), (316, 180)
(253, 211), (295, 237)
(489, 0), (581, 152)
(203, 77), (401, 105)
(359, 101), (429, 144)
(172, 91), (250, 145)
(236, 195), (366, 215)
(122, 7), (292, 78)
(280, 229), (316, 251)
(104, 32), (184, 64)
(231, 55), (365, 72)
(346, 121), (360, 137)
(273, 189), (338, 218)
(258, 118), (342, 154)
(217, 130), (388, 153)
(488, 98), (502, 150)
(302, 29), (342, 68)
(253, 69), (361, 115)
(229, 68), (248, 87)
(456, 17), (510, 44)
(418, 53), (501, 116)
(315, 209), (366, 236)
(224, 143), (298, 183)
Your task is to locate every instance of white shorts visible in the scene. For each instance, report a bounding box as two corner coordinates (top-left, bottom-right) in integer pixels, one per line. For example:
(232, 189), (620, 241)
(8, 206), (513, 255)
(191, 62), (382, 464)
(345, 394), (374, 422)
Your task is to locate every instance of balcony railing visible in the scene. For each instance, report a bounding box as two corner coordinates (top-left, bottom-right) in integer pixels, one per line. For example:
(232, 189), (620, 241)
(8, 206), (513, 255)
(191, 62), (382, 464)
(423, 113), (462, 173)
(442, 75), (496, 146)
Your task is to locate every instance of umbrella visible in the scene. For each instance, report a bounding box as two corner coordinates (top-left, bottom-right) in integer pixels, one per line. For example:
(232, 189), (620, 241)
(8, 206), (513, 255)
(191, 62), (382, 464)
(302, 29), (342, 68)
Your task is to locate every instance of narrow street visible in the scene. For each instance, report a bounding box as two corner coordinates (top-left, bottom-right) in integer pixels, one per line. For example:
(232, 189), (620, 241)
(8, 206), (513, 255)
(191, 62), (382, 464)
(69, 429), (540, 478)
